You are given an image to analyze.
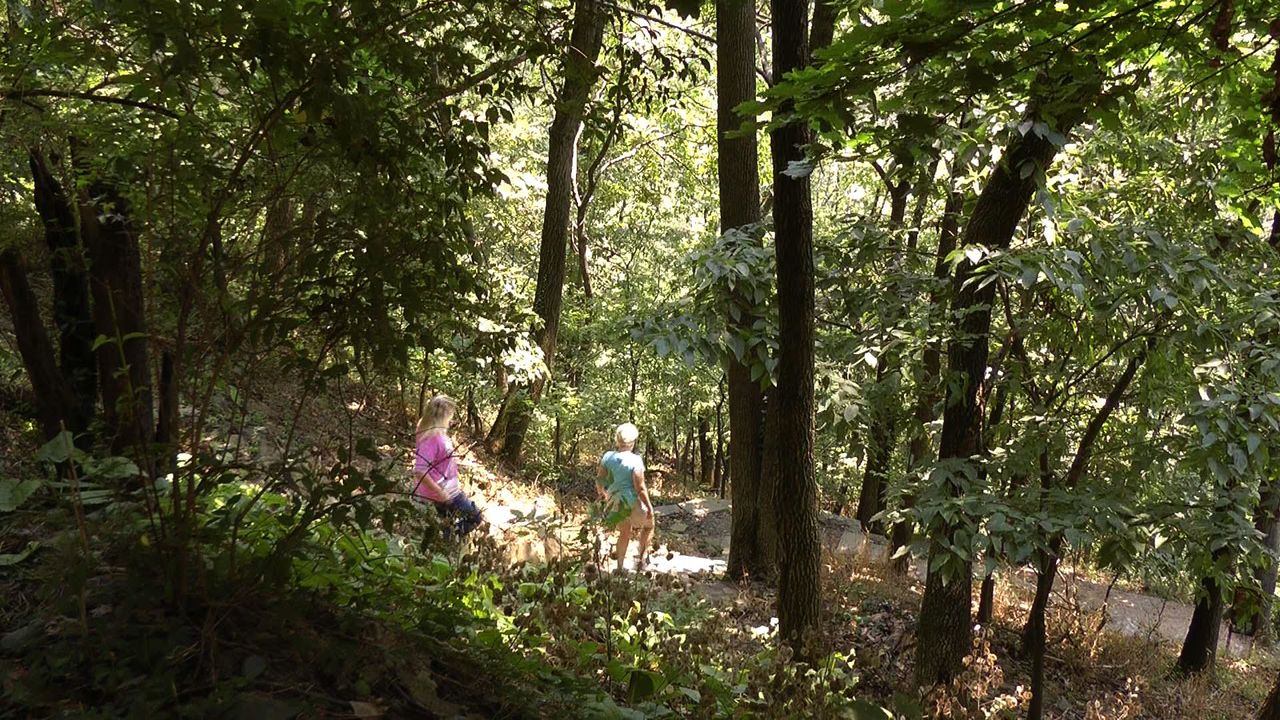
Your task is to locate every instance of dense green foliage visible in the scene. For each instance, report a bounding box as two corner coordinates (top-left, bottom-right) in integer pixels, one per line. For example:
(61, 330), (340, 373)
(3, 0), (1280, 717)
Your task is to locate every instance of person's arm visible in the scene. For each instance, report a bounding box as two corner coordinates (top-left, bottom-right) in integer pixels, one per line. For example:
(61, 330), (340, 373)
(415, 471), (448, 499)
(632, 468), (652, 514)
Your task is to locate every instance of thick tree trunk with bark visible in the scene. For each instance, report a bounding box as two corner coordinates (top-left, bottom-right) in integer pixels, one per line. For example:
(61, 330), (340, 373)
(771, 0), (821, 654)
(915, 123), (1065, 687)
(501, 0), (605, 463)
(30, 150), (96, 437)
(1179, 565), (1227, 674)
(77, 176), (155, 462)
(0, 249), (77, 441)
(717, 0), (772, 581)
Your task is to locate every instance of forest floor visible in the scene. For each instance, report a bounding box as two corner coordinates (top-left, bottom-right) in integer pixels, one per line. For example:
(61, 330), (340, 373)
(461, 446), (1249, 657)
(3, 374), (1275, 719)
(451, 438), (1277, 718)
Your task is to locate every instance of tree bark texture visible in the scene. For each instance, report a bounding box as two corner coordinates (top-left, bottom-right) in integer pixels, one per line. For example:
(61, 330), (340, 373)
(30, 150), (96, 437)
(1179, 564), (1227, 674)
(717, 0), (771, 582)
(915, 123), (1065, 687)
(0, 249), (77, 441)
(77, 176), (155, 460)
(771, 0), (821, 654)
(501, 0), (605, 463)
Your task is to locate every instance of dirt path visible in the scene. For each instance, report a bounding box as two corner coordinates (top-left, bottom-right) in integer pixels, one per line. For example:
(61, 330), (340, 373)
(625, 499), (1255, 657)
(453, 442), (1253, 660)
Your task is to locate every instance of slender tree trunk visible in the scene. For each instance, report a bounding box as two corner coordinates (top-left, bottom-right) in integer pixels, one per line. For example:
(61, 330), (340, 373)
(891, 184), (962, 572)
(1025, 351), (1145, 719)
(771, 0), (821, 654)
(698, 415), (713, 487)
(154, 351), (178, 476)
(975, 376), (1012, 625)
(501, 0), (606, 463)
(554, 414), (562, 466)
(854, 152), (913, 535)
(714, 378), (726, 496)
(977, 574), (996, 625)
(717, 0), (770, 581)
(628, 350), (638, 422)
(29, 150), (96, 438)
(915, 119), (1069, 687)
(0, 249), (77, 441)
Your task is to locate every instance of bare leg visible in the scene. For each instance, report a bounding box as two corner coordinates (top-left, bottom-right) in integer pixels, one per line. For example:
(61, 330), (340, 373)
(636, 523), (655, 567)
(614, 522), (633, 571)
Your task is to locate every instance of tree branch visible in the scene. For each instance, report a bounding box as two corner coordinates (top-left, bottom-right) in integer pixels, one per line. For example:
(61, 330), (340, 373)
(1, 88), (180, 118)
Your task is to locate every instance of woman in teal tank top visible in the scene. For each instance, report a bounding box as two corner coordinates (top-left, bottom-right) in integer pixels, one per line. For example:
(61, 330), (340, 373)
(596, 422), (655, 571)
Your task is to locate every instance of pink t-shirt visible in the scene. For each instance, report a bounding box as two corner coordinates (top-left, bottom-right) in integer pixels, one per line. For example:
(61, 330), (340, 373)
(413, 432), (459, 502)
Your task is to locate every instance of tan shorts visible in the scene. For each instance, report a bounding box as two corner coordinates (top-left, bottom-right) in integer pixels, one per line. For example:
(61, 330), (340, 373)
(618, 501), (655, 532)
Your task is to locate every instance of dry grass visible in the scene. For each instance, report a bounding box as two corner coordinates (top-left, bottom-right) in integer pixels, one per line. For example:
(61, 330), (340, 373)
(810, 555), (1278, 719)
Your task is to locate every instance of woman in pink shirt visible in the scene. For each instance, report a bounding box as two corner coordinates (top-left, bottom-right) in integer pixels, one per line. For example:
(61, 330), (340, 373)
(414, 395), (483, 539)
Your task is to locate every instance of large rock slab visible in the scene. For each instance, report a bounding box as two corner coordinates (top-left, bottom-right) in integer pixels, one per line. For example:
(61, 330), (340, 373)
(677, 497), (730, 516)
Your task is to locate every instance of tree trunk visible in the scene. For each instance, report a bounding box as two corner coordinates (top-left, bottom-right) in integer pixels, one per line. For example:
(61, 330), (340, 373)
(29, 150), (96, 438)
(856, 369), (898, 535)
(915, 120), (1067, 687)
(77, 173), (155, 463)
(698, 415), (713, 488)
(501, 0), (605, 463)
(730, 383), (779, 579)
(1024, 351), (1145, 718)
(672, 405), (680, 469)
(1179, 565), (1227, 674)
(1233, 481), (1280, 640)
(715, 0), (772, 582)
(154, 350), (178, 476)
(714, 378), (726, 496)
(0, 249), (77, 441)
(891, 184), (962, 573)
(977, 573), (996, 625)
(771, 0), (821, 655)
(1024, 549), (1059, 720)
(553, 413), (562, 466)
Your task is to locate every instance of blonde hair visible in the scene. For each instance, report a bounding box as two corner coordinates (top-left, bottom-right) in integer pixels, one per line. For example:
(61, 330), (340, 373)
(615, 422), (639, 448)
(416, 395), (456, 435)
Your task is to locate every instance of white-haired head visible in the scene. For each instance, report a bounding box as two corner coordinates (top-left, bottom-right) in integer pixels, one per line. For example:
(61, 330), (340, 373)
(614, 422), (639, 449)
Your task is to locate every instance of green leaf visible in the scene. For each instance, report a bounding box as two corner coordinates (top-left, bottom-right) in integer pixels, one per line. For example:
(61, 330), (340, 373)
(36, 431), (78, 465)
(0, 541), (39, 566)
(626, 668), (664, 703)
(849, 699), (894, 719)
(0, 479), (42, 512)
